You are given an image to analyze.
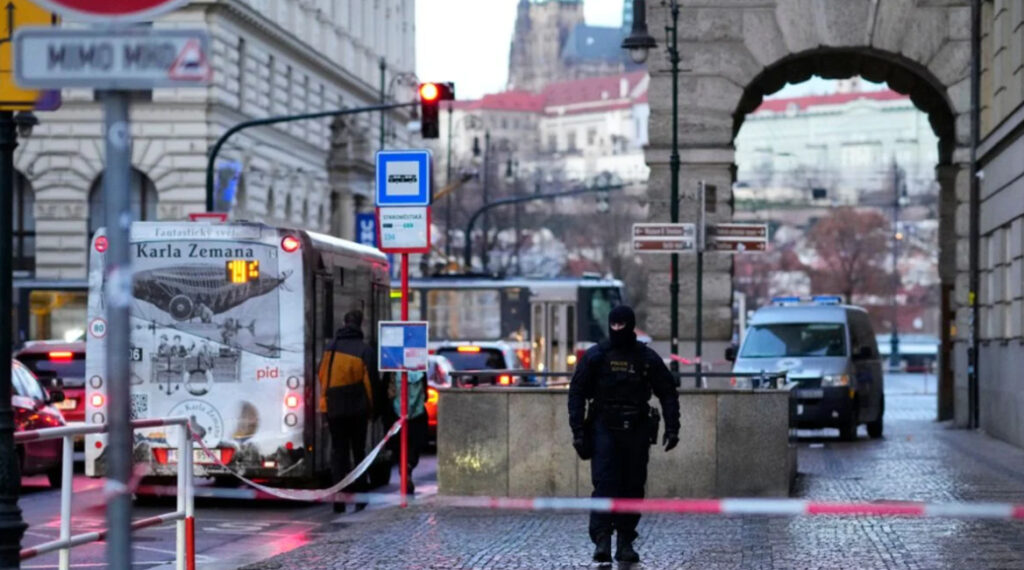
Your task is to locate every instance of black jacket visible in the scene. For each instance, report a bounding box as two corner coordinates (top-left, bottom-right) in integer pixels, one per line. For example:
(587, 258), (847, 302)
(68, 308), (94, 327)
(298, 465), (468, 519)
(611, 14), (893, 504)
(568, 340), (680, 439)
(318, 326), (383, 415)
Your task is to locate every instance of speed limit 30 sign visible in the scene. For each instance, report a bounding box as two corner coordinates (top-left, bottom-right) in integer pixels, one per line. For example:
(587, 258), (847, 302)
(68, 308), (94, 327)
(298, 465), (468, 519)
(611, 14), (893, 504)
(30, 0), (187, 23)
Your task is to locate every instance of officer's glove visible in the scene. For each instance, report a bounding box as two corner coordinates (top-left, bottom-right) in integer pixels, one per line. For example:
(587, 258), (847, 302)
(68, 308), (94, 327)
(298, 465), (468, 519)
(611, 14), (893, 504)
(573, 436), (593, 460)
(662, 433), (679, 452)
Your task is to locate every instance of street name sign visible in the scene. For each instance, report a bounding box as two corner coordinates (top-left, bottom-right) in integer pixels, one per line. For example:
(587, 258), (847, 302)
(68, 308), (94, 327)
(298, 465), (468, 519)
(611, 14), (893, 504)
(14, 28), (212, 89)
(378, 321), (429, 372)
(31, 0), (187, 23)
(376, 150), (432, 207)
(632, 223), (696, 253)
(706, 222), (769, 253)
(377, 207), (430, 253)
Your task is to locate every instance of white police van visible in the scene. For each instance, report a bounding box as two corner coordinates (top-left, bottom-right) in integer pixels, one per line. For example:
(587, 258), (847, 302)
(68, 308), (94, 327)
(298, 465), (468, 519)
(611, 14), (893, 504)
(727, 296), (884, 440)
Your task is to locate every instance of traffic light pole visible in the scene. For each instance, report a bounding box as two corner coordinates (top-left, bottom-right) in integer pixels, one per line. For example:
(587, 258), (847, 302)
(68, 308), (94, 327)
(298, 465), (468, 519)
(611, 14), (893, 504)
(205, 102), (416, 212)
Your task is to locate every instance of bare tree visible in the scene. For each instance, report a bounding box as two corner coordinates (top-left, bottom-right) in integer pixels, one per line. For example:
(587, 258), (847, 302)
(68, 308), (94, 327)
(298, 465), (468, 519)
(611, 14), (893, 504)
(807, 207), (891, 302)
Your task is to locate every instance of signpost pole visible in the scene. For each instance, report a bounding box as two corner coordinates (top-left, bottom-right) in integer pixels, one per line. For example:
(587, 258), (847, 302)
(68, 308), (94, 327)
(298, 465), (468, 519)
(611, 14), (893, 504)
(0, 110), (27, 570)
(100, 90), (134, 570)
(399, 253), (409, 508)
(695, 181), (705, 388)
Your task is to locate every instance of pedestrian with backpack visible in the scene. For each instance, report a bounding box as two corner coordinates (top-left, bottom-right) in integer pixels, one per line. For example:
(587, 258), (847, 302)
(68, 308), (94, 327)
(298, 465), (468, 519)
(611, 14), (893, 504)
(319, 309), (379, 513)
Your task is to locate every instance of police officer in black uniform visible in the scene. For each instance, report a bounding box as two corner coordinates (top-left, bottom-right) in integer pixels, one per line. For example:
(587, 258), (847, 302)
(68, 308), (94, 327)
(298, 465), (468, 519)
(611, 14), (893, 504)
(568, 305), (680, 564)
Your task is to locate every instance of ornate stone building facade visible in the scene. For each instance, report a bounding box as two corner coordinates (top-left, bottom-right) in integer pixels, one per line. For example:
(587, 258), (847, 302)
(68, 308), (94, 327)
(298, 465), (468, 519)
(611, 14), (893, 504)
(13, 0), (415, 343)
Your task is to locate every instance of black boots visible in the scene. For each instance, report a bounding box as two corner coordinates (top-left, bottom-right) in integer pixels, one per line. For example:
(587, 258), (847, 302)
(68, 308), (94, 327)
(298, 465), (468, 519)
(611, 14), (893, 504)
(615, 536), (640, 563)
(592, 534), (612, 563)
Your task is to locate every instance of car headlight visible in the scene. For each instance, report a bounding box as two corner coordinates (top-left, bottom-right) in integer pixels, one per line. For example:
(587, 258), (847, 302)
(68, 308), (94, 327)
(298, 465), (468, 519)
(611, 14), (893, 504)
(821, 374), (850, 387)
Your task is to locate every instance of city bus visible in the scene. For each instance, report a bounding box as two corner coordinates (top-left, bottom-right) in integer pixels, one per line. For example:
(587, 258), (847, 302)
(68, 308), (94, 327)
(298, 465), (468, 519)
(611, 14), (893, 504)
(397, 276), (625, 375)
(84, 221), (393, 487)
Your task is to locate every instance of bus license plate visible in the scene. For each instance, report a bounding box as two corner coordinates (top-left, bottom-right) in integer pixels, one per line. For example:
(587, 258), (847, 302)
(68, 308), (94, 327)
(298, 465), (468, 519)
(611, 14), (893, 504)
(167, 449), (220, 464)
(796, 389), (823, 399)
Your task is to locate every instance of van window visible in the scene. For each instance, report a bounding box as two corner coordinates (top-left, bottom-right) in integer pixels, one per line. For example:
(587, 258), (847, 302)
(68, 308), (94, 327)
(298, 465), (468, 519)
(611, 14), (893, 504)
(740, 323), (847, 358)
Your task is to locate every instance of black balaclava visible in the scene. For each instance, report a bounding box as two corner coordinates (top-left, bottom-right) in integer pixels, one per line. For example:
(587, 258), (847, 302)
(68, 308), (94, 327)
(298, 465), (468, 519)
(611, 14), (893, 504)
(608, 305), (637, 349)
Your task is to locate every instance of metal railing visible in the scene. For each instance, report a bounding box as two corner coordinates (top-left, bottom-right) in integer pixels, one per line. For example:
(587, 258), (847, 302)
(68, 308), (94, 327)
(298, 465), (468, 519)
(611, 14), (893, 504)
(15, 417), (195, 570)
(448, 370), (787, 389)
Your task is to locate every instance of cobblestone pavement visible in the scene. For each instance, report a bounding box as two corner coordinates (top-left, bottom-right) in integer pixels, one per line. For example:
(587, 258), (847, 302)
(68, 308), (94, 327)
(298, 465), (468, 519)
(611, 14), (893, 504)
(242, 374), (1024, 569)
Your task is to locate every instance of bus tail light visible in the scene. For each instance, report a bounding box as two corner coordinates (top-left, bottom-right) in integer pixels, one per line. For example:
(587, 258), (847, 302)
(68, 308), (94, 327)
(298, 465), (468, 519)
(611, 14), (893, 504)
(281, 235), (301, 252)
(49, 351), (73, 361)
(285, 394), (300, 409)
(498, 375), (511, 385)
(90, 394), (105, 408)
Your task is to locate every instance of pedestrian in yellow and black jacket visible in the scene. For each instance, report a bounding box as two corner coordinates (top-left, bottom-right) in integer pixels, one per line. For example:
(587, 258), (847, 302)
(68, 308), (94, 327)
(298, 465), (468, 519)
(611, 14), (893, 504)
(318, 309), (379, 513)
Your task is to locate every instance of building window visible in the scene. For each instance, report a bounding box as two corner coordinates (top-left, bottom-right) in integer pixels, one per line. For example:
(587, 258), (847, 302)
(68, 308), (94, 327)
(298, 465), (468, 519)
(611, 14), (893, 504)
(267, 187), (277, 219)
(12, 171), (34, 273)
(88, 169), (158, 238)
(587, 128), (597, 146)
(285, 193), (293, 221)
(267, 54), (276, 113)
(568, 131), (578, 152)
(548, 134), (557, 152)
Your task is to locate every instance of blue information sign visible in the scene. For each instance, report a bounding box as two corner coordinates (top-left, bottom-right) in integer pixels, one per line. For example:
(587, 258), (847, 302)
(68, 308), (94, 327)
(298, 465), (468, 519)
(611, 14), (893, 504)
(378, 321), (429, 372)
(375, 150), (432, 207)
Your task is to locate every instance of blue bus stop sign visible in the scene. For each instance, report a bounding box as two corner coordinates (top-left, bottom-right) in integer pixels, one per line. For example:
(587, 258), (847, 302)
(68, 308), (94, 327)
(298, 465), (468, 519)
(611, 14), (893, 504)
(375, 150), (432, 207)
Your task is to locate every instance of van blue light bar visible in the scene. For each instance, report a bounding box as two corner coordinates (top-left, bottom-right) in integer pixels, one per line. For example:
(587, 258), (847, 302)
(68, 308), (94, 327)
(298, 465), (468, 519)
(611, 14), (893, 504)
(811, 295), (843, 305)
(771, 296), (802, 305)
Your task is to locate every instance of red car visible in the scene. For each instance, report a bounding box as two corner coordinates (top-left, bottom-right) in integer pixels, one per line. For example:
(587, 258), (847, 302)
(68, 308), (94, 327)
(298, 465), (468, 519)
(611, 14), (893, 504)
(12, 359), (66, 487)
(15, 341), (85, 424)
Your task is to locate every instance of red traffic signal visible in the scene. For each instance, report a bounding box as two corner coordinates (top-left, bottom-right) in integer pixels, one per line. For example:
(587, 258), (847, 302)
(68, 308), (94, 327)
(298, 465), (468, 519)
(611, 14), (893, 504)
(418, 82), (455, 139)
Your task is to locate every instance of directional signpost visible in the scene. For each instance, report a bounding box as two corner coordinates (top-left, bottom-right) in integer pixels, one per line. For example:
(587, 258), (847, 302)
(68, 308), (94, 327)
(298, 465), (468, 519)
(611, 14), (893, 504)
(632, 223), (696, 253)
(375, 149), (432, 507)
(12, 2), (209, 567)
(706, 222), (770, 253)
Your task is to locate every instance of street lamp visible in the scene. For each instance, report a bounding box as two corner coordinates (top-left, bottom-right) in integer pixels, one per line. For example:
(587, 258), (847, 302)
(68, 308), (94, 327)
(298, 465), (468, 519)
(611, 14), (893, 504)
(0, 109), (34, 566)
(623, 0), (685, 374)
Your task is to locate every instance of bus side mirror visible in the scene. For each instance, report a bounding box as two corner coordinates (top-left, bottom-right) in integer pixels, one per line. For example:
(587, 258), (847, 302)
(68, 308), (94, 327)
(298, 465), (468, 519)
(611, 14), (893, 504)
(725, 346), (737, 362)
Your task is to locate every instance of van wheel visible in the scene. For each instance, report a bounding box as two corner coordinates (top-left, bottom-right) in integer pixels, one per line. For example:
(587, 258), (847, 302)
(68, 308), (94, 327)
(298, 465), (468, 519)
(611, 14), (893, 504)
(839, 406), (859, 441)
(867, 397), (884, 439)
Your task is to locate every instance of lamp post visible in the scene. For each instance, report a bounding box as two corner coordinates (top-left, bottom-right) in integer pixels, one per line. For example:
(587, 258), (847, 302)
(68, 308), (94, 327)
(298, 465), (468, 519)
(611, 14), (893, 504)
(0, 109), (36, 568)
(623, 0), (683, 373)
(472, 131), (492, 271)
(505, 157), (521, 275)
(890, 162), (908, 370)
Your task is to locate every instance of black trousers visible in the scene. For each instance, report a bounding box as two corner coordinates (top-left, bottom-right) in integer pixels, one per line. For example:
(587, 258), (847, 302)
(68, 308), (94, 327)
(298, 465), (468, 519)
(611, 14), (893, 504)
(327, 415), (368, 493)
(589, 420), (649, 543)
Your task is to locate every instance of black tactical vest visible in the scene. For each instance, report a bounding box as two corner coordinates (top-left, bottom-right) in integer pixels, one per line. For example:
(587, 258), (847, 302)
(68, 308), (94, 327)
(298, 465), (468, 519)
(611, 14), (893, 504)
(593, 343), (652, 410)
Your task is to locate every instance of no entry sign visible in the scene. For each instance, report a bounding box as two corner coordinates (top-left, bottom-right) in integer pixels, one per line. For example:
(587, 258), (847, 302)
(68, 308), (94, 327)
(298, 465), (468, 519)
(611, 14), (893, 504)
(30, 0), (187, 23)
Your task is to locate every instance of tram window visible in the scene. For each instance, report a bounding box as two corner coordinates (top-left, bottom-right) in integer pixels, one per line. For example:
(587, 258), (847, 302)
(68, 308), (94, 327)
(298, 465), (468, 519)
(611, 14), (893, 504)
(580, 287), (622, 343)
(427, 289), (501, 340)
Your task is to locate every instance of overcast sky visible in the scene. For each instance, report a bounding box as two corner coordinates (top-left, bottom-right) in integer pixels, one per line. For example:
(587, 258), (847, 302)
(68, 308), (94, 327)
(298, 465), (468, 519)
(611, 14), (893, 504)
(416, 0), (625, 99)
(414, 1), (888, 100)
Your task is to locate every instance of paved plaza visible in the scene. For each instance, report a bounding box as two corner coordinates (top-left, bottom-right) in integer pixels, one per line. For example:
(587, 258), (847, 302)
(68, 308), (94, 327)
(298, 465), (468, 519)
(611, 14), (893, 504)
(243, 375), (1024, 569)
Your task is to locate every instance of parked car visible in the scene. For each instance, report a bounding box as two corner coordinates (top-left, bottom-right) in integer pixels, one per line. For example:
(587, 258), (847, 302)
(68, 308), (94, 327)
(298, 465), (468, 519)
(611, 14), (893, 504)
(727, 296), (884, 441)
(15, 340), (86, 424)
(434, 341), (522, 387)
(12, 359), (67, 487)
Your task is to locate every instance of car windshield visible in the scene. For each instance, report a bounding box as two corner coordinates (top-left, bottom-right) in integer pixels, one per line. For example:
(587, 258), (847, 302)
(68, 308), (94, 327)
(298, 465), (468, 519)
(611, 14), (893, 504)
(436, 348), (507, 370)
(740, 323), (847, 358)
(17, 353), (85, 387)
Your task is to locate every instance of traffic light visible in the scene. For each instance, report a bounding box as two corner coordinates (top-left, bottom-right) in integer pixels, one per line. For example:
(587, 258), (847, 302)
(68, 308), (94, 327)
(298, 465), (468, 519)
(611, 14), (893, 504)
(419, 82), (455, 139)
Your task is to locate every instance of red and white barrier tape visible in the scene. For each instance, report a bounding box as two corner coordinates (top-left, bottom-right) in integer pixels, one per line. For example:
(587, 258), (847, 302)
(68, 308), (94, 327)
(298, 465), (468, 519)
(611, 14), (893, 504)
(189, 419), (403, 502)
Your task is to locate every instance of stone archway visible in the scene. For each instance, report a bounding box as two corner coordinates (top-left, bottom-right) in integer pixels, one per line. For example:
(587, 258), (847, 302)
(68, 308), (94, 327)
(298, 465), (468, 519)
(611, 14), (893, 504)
(642, 1), (970, 424)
